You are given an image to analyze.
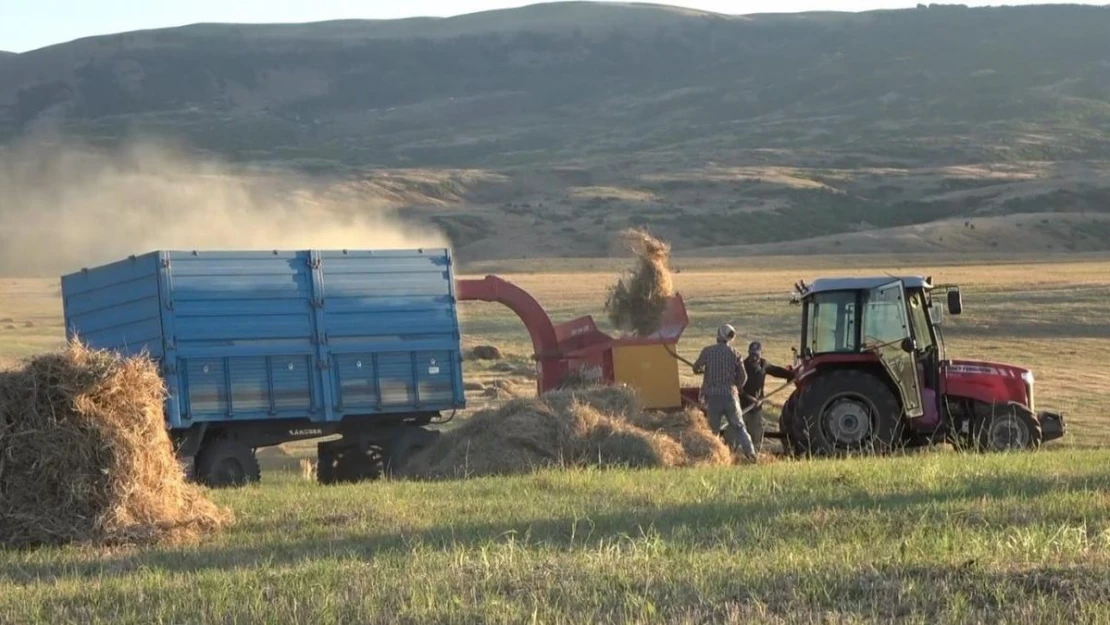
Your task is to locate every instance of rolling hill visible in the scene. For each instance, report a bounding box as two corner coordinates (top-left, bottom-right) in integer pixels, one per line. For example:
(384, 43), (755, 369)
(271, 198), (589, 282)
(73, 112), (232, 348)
(2, 1), (1110, 262)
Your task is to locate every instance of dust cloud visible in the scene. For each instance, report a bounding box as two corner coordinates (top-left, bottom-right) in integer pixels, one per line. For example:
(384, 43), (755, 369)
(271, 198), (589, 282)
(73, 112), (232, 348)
(0, 136), (450, 276)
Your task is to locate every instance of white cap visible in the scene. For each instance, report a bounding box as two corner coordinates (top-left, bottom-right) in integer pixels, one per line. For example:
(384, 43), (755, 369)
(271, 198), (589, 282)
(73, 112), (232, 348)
(717, 324), (736, 342)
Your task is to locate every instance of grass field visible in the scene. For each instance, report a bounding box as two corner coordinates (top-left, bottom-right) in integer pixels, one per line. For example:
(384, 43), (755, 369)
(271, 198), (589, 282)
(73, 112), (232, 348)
(2, 453), (1110, 623)
(1, 254), (1109, 623)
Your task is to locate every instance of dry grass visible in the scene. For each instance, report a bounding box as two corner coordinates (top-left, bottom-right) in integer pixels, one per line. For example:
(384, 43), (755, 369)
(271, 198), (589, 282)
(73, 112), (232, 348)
(604, 228), (675, 336)
(0, 343), (232, 548)
(401, 385), (730, 480)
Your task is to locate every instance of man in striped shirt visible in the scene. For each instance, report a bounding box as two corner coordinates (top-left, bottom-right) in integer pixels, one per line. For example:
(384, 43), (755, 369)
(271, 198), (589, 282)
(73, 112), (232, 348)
(692, 324), (757, 461)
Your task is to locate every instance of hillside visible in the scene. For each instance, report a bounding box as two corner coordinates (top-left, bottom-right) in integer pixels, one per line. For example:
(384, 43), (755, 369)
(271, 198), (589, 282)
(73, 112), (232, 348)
(2, 2), (1110, 262)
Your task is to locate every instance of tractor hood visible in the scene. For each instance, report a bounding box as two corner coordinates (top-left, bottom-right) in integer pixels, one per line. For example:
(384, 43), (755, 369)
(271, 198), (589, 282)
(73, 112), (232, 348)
(944, 359), (1033, 380)
(942, 359), (1034, 409)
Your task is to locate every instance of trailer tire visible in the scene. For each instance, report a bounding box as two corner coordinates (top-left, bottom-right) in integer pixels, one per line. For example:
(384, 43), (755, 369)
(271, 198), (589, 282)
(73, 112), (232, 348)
(317, 446), (337, 485)
(194, 437), (260, 488)
(973, 403), (1042, 452)
(796, 369), (903, 457)
(335, 444), (384, 484)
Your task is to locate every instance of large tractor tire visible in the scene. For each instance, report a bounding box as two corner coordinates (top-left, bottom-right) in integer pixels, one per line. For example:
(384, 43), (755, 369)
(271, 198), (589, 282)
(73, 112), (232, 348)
(194, 437), (261, 488)
(795, 369), (904, 457)
(973, 403), (1042, 452)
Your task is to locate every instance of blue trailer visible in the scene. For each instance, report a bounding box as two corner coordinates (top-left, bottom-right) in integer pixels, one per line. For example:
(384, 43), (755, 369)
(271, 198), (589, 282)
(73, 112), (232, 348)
(60, 248), (466, 486)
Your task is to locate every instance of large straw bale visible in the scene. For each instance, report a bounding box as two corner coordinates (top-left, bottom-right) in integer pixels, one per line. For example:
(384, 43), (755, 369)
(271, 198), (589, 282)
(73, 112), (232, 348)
(0, 343), (232, 549)
(402, 385), (729, 480)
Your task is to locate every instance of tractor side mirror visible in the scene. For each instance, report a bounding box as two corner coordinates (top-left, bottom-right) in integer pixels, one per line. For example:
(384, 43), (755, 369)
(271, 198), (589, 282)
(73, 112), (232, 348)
(947, 289), (963, 315)
(901, 338), (917, 353)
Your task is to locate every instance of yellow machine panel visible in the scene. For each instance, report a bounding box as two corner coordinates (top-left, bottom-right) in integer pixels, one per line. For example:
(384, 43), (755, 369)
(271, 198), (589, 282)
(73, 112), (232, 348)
(611, 344), (682, 410)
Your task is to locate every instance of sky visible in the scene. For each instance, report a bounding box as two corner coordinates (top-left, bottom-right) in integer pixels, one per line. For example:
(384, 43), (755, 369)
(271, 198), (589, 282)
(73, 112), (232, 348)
(1, 0), (1103, 53)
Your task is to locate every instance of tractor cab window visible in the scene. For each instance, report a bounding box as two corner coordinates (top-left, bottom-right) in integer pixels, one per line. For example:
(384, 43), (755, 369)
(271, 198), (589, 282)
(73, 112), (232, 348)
(806, 291), (858, 354)
(863, 282), (910, 348)
(906, 288), (936, 352)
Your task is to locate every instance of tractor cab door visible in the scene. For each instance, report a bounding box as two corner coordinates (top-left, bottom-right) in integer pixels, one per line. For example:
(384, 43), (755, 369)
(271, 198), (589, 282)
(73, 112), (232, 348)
(863, 281), (925, 419)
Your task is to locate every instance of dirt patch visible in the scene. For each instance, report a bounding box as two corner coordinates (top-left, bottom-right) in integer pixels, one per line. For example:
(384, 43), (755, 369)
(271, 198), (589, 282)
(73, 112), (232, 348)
(401, 385), (730, 480)
(604, 228), (675, 336)
(0, 343), (232, 549)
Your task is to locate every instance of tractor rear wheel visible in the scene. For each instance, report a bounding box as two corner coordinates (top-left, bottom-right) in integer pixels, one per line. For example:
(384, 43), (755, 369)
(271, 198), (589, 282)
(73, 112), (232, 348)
(796, 369), (903, 457)
(974, 403), (1042, 452)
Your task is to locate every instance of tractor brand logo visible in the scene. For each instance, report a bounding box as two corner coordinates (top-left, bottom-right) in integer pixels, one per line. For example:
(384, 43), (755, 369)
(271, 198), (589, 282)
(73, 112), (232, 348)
(289, 428), (323, 436)
(949, 364), (1016, 377)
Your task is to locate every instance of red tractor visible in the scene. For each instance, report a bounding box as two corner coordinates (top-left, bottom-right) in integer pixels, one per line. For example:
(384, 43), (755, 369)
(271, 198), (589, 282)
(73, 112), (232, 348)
(776, 276), (1065, 456)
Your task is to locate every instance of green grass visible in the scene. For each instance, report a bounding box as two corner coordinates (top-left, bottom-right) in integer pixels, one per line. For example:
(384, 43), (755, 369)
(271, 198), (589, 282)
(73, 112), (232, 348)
(3, 451), (1110, 624)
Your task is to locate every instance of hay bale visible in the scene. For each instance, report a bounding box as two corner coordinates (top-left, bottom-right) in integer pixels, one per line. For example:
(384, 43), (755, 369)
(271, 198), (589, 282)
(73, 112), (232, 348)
(469, 345), (503, 361)
(604, 228), (674, 336)
(482, 379), (527, 399)
(0, 343), (232, 549)
(630, 408), (732, 467)
(401, 385), (729, 480)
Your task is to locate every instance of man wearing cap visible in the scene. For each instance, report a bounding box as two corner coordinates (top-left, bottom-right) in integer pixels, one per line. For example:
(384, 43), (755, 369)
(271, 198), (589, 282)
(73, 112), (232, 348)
(741, 341), (795, 452)
(692, 324), (756, 461)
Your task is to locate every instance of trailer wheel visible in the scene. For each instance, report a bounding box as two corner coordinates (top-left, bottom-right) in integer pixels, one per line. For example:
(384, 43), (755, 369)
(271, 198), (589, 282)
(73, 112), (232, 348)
(194, 437), (260, 488)
(974, 403), (1042, 452)
(317, 436), (388, 485)
(797, 369), (903, 457)
(320, 444), (384, 484)
(317, 446), (337, 485)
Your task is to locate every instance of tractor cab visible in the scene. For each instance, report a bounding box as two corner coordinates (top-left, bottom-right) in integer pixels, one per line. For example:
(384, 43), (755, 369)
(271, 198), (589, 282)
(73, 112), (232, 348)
(791, 276), (958, 421)
(778, 276), (1064, 456)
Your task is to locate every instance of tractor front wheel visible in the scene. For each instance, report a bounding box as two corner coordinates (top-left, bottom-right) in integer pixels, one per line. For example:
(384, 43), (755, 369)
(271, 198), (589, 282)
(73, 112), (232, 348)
(974, 404), (1042, 452)
(796, 369), (903, 457)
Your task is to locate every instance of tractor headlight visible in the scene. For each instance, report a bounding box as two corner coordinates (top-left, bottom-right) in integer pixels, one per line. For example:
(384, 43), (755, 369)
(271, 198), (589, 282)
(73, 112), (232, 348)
(1021, 371), (1035, 409)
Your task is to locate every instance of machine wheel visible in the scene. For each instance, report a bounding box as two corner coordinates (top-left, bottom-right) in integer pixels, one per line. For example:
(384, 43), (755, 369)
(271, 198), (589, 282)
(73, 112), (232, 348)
(974, 403), (1042, 452)
(194, 437), (261, 488)
(316, 445), (337, 485)
(317, 442), (384, 484)
(796, 369), (903, 457)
